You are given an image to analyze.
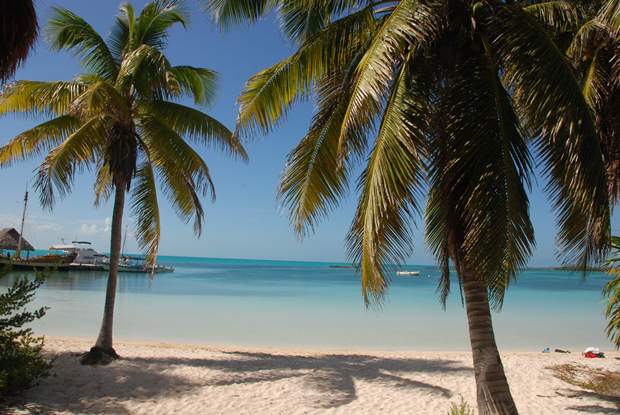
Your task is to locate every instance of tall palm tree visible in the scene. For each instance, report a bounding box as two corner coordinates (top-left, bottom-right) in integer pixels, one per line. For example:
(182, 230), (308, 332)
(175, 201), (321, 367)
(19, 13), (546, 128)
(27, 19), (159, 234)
(0, 0), (38, 82)
(0, 0), (247, 365)
(603, 235), (620, 348)
(206, 0), (611, 413)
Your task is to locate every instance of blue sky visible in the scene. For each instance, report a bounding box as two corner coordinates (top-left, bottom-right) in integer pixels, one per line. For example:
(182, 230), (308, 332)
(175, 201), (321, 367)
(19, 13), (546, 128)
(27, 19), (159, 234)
(0, 0), (617, 265)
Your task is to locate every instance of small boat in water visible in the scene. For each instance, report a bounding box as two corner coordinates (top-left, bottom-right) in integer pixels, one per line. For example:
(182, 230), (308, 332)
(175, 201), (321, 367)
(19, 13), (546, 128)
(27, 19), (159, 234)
(102, 255), (174, 274)
(0, 251), (77, 271)
(396, 270), (420, 277)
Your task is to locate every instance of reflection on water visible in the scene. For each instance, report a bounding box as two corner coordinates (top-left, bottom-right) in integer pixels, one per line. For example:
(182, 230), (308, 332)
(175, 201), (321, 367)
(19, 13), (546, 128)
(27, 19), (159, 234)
(0, 256), (613, 350)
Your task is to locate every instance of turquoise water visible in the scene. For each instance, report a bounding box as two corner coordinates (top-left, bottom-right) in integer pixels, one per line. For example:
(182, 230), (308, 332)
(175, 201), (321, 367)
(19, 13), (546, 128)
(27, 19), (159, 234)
(0, 256), (614, 351)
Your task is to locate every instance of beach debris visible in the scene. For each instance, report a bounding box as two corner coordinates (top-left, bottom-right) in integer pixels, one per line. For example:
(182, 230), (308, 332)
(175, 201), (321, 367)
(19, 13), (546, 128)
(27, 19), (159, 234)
(582, 347), (605, 358)
(554, 348), (570, 353)
(542, 347), (550, 353)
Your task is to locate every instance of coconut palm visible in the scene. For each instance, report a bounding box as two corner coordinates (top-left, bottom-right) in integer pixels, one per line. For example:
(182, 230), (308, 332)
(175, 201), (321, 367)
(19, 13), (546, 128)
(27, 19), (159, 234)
(206, 0), (611, 413)
(604, 235), (620, 348)
(0, 0), (247, 364)
(560, 0), (620, 203)
(0, 0), (38, 82)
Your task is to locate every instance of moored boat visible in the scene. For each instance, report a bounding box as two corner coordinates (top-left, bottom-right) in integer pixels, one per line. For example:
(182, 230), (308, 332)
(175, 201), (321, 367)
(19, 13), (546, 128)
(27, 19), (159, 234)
(101, 255), (174, 274)
(0, 251), (77, 271)
(396, 270), (420, 277)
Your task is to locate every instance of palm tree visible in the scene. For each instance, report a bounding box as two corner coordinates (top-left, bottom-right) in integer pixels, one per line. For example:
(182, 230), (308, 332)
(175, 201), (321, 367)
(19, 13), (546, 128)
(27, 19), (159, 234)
(0, 0), (38, 82)
(603, 235), (620, 348)
(564, 0), (620, 202)
(0, 0), (247, 365)
(206, 1), (611, 413)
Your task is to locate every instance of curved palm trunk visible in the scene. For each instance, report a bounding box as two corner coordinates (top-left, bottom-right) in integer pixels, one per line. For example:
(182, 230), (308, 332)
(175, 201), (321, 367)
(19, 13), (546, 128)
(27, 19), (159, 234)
(463, 269), (518, 415)
(80, 183), (125, 365)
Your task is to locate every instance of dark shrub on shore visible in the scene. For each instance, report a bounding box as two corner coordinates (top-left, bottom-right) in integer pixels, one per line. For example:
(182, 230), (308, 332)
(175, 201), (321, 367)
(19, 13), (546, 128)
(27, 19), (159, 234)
(0, 269), (50, 399)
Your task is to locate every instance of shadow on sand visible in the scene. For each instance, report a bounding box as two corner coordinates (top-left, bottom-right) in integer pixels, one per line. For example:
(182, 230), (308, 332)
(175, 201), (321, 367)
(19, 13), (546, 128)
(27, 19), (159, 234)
(6, 349), (472, 414)
(558, 389), (620, 414)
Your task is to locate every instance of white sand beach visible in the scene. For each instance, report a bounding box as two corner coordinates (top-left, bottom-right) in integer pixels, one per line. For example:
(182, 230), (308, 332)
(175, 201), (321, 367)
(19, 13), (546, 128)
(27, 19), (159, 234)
(5, 337), (620, 414)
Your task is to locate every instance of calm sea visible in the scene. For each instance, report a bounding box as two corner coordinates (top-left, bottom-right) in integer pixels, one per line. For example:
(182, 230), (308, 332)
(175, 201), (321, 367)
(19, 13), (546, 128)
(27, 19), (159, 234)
(1, 255), (614, 351)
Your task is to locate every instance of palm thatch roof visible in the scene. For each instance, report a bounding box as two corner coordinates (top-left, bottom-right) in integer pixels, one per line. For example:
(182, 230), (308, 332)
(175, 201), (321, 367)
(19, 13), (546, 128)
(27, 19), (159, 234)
(0, 228), (34, 251)
(0, 0), (38, 82)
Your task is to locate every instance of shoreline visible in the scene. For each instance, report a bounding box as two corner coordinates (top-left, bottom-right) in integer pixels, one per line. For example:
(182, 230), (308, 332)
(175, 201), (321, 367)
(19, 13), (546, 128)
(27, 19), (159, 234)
(7, 337), (620, 414)
(41, 335), (617, 354)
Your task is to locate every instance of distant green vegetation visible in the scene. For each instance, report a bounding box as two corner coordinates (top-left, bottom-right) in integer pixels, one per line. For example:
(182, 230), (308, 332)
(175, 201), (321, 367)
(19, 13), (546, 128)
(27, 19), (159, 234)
(0, 269), (50, 399)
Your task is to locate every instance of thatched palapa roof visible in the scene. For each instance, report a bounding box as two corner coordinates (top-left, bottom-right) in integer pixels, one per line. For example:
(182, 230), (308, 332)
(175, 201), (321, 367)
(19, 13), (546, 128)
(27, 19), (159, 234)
(0, 0), (38, 82)
(0, 228), (34, 251)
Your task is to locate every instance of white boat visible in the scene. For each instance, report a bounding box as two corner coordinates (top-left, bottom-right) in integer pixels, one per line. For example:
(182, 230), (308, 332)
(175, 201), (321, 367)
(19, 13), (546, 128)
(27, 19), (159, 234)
(396, 271), (420, 276)
(49, 241), (107, 269)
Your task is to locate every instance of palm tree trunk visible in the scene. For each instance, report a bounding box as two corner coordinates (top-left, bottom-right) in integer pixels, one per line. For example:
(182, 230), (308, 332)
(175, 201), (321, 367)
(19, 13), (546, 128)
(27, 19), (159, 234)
(463, 269), (518, 415)
(80, 183), (125, 365)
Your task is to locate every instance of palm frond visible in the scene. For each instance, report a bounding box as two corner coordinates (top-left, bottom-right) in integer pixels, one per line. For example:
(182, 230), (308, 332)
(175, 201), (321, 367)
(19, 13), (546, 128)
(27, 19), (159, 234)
(35, 116), (106, 208)
(46, 7), (118, 81)
(0, 115), (80, 167)
(566, 18), (611, 63)
(452, 46), (534, 307)
(524, 1), (582, 32)
(599, 0), (620, 30)
(338, 0), (443, 161)
(109, 4), (132, 62)
(131, 160), (161, 264)
(483, 3), (611, 267)
(276, 0), (363, 43)
(140, 100), (247, 160)
(116, 44), (170, 97)
(346, 61), (427, 305)
(0, 80), (88, 117)
(166, 66), (218, 105)
(93, 161), (114, 207)
(71, 80), (130, 120)
(278, 69), (355, 237)
(582, 47), (609, 109)
(603, 268), (620, 348)
(236, 5), (375, 137)
(131, 0), (189, 51)
(140, 116), (213, 235)
(205, 0), (277, 28)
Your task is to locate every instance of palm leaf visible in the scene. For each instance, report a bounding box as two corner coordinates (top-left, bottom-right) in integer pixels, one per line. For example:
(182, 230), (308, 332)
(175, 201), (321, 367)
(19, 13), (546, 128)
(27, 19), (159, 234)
(205, 0), (277, 27)
(524, 1), (582, 32)
(166, 66), (218, 105)
(141, 100), (246, 160)
(140, 116), (213, 235)
(46, 7), (118, 81)
(131, 160), (161, 265)
(93, 161), (114, 207)
(278, 69), (355, 237)
(236, 5), (376, 137)
(0, 80), (87, 117)
(0, 115), (80, 167)
(131, 0), (189, 51)
(338, 0), (443, 161)
(483, 3), (611, 267)
(346, 60), (427, 305)
(35, 116), (107, 208)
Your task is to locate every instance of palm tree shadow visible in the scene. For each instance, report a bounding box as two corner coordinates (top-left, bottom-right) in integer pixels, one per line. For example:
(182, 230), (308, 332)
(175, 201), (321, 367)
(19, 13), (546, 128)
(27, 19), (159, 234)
(559, 389), (620, 414)
(128, 350), (471, 409)
(9, 349), (472, 413)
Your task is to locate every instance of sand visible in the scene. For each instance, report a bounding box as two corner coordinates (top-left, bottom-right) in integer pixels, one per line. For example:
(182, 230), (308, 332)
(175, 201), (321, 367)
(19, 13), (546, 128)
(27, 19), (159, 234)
(5, 337), (620, 414)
